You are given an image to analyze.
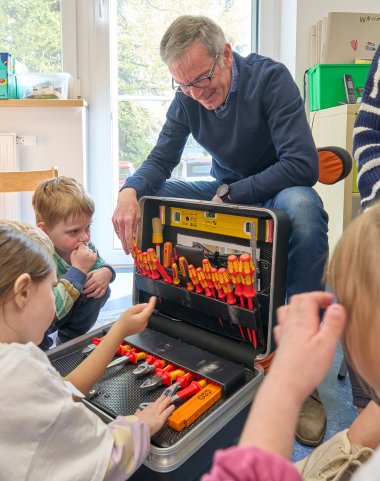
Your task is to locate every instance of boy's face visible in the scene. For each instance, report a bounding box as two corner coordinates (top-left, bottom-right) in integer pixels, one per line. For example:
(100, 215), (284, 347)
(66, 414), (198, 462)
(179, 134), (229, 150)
(40, 214), (92, 263)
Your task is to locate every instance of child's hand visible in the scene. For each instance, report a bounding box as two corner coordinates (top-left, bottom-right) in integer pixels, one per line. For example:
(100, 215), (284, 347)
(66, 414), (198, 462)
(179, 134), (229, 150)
(114, 296), (156, 337)
(83, 267), (112, 298)
(134, 396), (175, 435)
(70, 244), (97, 274)
(271, 292), (346, 401)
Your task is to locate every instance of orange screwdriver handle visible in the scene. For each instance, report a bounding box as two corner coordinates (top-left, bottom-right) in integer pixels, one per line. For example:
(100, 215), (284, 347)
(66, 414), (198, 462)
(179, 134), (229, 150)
(163, 242), (173, 268)
(172, 262), (181, 285)
(154, 258), (173, 283)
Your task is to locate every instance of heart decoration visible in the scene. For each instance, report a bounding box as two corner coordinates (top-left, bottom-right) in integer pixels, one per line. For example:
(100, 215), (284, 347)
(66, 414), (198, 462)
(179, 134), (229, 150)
(351, 39), (358, 51)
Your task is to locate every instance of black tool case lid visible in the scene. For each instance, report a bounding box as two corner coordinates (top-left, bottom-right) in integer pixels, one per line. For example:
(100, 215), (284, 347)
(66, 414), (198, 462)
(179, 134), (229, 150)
(133, 197), (290, 370)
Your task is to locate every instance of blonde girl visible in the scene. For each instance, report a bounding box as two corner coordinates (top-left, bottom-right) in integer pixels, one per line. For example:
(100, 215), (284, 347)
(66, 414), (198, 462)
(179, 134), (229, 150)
(0, 221), (174, 481)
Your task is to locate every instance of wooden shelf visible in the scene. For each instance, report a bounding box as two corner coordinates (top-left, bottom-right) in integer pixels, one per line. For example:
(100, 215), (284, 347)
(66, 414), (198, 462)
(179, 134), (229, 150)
(0, 99), (87, 107)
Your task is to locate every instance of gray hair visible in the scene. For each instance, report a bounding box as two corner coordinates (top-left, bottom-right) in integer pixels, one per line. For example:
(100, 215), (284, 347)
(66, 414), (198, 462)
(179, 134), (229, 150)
(160, 15), (227, 66)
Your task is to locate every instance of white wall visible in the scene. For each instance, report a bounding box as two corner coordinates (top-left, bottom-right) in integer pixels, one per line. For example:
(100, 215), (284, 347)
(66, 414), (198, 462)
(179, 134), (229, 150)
(0, 104), (87, 222)
(259, 0), (380, 85)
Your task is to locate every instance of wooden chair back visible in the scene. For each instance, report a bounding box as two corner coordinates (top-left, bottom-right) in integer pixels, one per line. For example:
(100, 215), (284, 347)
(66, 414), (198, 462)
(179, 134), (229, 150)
(0, 166), (59, 193)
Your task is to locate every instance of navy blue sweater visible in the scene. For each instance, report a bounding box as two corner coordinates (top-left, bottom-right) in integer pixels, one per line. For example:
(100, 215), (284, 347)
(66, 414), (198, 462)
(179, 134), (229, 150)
(124, 52), (318, 204)
(353, 44), (380, 210)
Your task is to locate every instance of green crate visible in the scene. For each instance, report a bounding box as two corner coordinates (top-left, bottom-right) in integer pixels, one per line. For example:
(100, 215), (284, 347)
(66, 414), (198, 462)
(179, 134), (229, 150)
(308, 63), (371, 111)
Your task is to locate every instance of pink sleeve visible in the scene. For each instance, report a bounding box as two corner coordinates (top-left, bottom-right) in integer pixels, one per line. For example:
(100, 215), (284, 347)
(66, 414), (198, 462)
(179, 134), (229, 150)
(201, 445), (302, 481)
(103, 415), (150, 481)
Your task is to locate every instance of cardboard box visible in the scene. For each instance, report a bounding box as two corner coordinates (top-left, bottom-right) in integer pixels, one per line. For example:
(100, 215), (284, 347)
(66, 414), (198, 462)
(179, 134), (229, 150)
(308, 63), (371, 111)
(0, 52), (17, 99)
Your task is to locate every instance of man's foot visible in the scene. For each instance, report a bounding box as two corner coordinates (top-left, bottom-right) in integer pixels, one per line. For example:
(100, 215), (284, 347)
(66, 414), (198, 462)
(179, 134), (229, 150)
(295, 389), (327, 446)
(295, 429), (373, 480)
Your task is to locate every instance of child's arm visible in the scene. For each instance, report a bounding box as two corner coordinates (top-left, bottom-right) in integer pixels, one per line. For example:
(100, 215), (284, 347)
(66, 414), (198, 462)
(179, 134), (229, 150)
(64, 297), (156, 394)
(82, 267), (113, 298)
(104, 397), (175, 481)
(201, 292), (345, 481)
(54, 244), (97, 318)
(54, 269), (85, 319)
(238, 292), (345, 457)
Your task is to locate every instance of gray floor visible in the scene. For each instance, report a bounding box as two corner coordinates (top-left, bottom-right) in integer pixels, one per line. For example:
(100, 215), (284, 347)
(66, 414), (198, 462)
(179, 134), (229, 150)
(97, 268), (358, 465)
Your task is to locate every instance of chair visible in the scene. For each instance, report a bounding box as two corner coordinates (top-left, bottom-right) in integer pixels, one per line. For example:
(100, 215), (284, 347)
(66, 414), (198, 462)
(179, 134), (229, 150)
(317, 146), (353, 380)
(317, 146), (352, 186)
(0, 166), (59, 192)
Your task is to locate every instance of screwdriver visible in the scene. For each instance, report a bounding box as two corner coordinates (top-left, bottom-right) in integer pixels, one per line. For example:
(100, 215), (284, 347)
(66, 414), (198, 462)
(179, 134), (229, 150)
(188, 264), (203, 294)
(239, 253), (258, 347)
(202, 259), (216, 298)
(163, 242), (173, 268)
(171, 262), (181, 285)
(147, 248), (160, 280)
(179, 256), (194, 291)
(154, 258), (173, 283)
(152, 217), (163, 262)
(136, 250), (149, 276)
(228, 254), (246, 308)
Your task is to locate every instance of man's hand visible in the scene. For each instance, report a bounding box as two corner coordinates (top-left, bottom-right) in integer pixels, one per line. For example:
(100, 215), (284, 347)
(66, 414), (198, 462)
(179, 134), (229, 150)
(112, 188), (140, 254)
(83, 267), (112, 298)
(70, 244), (97, 274)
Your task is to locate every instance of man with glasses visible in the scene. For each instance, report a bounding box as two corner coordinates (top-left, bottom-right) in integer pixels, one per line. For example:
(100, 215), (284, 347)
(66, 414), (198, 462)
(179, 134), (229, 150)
(113, 15), (328, 447)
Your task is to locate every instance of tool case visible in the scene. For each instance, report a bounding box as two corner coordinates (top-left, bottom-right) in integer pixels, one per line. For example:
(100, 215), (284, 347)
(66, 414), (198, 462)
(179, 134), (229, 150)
(47, 196), (289, 481)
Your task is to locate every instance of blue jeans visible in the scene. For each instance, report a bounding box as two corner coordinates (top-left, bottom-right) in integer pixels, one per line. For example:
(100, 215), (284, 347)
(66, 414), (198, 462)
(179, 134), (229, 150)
(154, 180), (329, 300)
(39, 287), (111, 351)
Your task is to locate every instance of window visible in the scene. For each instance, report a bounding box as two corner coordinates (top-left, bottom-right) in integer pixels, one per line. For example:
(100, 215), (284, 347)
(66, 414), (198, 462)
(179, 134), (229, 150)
(0, 0), (62, 72)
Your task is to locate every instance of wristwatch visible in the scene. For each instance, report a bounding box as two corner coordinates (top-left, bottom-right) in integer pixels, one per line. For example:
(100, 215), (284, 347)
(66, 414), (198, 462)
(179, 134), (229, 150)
(216, 184), (231, 203)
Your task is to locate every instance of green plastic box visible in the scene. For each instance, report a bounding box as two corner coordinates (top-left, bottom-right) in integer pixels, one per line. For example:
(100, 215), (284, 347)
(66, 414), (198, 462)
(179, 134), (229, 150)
(308, 64), (371, 111)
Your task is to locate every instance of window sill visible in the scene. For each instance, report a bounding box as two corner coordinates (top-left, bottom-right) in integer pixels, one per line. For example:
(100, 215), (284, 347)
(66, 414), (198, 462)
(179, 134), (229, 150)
(0, 99), (87, 107)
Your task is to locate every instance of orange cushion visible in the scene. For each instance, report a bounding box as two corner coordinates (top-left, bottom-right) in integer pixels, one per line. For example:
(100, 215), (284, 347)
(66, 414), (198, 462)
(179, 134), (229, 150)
(318, 151), (344, 184)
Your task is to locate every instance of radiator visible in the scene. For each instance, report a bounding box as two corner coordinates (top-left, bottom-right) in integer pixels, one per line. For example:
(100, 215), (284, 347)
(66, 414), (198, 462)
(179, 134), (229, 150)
(0, 133), (20, 219)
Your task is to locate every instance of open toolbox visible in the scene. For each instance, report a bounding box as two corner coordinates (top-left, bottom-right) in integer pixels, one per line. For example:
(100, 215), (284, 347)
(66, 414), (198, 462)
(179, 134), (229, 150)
(48, 197), (290, 480)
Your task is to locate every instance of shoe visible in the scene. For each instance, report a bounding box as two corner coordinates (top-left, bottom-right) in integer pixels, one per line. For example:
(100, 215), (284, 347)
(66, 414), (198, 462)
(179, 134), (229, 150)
(295, 429), (373, 481)
(296, 389), (327, 446)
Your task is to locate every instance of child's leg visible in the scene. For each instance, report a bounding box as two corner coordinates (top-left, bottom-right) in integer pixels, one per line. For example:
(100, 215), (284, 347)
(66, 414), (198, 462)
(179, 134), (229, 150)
(55, 287), (111, 345)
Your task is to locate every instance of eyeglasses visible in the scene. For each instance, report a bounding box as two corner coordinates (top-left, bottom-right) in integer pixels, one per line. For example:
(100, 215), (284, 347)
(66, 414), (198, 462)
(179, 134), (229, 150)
(172, 53), (219, 94)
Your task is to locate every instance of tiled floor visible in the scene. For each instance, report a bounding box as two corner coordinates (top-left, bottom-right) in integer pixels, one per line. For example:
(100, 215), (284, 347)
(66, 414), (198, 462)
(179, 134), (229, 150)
(98, 268), (358, 464)
(96, 269), (133, 327)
